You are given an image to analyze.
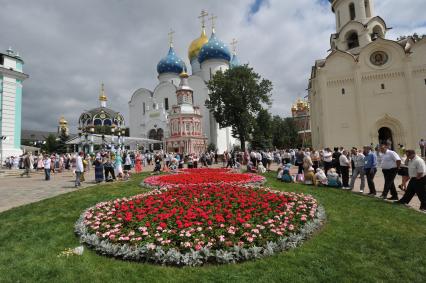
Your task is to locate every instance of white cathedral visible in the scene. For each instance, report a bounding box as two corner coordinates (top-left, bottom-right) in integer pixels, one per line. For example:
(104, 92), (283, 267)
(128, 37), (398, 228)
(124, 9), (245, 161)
(128, 13), (240, 153)
(309, 0), (426, 150)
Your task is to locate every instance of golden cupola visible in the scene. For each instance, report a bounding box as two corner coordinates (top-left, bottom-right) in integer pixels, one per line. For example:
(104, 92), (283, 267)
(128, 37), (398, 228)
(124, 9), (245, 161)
(188, 10), (209, 62)
(59, 116), (68, 127)
(188, 27), (209, 62)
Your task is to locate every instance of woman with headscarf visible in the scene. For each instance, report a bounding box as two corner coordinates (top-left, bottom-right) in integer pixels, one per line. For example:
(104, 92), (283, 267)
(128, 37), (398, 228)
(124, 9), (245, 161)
(94, 156), (104, 183)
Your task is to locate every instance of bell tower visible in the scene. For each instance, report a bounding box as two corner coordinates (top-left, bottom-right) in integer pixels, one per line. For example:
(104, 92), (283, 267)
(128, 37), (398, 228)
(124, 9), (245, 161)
(329, 0), (386, 54)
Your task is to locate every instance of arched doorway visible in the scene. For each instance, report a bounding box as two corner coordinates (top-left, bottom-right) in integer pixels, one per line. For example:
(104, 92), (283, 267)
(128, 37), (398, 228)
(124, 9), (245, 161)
(148, 128), (164, 151)
(378, 127), (394, 149)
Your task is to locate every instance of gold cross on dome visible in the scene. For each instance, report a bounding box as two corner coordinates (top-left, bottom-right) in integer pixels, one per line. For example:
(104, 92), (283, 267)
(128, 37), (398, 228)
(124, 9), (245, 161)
(198, 10), (208, 28)
(209, 14), (218, 30)
(230, 38), (238, 54)
(168, 29), (175, 47)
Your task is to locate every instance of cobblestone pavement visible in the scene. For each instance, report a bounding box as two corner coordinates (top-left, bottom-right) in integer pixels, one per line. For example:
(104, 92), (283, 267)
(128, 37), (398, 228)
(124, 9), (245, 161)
(0, 164), (422, 213)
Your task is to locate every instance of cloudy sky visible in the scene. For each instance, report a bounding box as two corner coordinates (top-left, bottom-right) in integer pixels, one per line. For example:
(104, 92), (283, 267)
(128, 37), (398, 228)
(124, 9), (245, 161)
(1, 0), (426, 133)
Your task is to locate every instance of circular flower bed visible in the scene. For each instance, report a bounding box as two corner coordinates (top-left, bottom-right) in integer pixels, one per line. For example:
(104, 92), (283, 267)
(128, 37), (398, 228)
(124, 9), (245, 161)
(179, 168), (232, 174)
(75, 184), (325, 266)
(141, 169), (265, 189)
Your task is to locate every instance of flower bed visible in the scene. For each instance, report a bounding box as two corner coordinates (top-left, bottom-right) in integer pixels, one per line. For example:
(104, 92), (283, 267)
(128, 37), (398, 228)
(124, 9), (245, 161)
(75, 184), (325, 266)
(179, 168), (232, 174)
(141, 169), (265, 189)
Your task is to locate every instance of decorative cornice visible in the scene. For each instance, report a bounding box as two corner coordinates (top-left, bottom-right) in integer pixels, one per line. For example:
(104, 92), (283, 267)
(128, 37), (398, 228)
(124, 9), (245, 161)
(0, 66), (29, 80)
(326, 77), (354, 87)
(412, 65), (426, 75)
(361, 70), (405, 81)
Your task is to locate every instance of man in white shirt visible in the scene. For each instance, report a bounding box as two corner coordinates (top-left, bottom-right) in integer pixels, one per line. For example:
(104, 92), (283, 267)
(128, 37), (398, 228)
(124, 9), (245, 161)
(322, 148), (333, 175)
(43, 155), (51, 181)
(379, 143), (401, 200)
(396, 150), (426, 212)
(75, 152), (84, 187)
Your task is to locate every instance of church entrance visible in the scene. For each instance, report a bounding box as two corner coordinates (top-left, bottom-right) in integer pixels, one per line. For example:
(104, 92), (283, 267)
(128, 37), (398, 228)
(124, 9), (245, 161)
(378, 127), (394, 149)
(148, 128), (164, 150)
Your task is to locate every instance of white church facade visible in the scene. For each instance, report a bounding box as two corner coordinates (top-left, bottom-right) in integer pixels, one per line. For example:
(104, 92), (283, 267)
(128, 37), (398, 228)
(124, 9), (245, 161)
(129, 13), (240, 153)
(309, 0), (426, 150)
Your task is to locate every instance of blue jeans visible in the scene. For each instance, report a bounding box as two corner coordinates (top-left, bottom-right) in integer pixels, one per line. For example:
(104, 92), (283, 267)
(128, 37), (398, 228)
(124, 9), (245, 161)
(75, 171), (82, 187)
(44, 169), (50, 180)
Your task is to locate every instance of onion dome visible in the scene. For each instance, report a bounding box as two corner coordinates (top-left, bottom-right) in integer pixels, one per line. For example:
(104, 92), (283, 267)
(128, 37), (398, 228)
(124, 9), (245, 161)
(59, 116), (68, 126)
(198, 32), (231, 64)
(157, 46), (186, 75)
(188, 28), (209, 62)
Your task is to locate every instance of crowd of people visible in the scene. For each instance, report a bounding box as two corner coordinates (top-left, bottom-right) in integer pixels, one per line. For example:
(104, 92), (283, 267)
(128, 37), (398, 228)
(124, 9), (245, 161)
(2, 141), (425, 212)
(270, 143), (425, 212)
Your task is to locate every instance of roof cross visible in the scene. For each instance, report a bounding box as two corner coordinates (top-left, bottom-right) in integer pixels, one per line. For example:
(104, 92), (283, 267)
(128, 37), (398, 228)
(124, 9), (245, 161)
(230, 38), (238, 54)
(209, 14), (218, 32)
(168, 28), (175, 47)
(198, 10), (209, 28)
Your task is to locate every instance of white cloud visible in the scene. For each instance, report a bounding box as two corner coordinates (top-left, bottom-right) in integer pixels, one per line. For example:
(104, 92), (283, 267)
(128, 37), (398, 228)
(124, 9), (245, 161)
(0, 0), (424, 132)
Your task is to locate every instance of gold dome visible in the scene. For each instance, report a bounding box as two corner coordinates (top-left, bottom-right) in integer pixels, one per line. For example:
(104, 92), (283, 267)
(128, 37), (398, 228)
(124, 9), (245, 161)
(188, 28), (209, 62)
(59, 116), (68, 126)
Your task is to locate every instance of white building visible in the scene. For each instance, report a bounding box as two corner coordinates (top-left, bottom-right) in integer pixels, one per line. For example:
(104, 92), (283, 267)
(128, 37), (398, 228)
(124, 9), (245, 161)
(309, 0), (426, 150)
(129, 16), (240, 153)
(0, 47), (29, 162)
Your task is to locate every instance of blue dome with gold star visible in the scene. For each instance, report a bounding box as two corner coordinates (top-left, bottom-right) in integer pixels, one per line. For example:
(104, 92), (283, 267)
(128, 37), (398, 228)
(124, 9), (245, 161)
(157, 47), (186, 75)
(198, 32), (231, 64)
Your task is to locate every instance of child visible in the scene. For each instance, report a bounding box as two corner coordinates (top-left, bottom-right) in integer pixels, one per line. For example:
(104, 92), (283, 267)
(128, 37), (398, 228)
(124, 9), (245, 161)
(123, 169), (131, 181)
(277, 166), (284, 180)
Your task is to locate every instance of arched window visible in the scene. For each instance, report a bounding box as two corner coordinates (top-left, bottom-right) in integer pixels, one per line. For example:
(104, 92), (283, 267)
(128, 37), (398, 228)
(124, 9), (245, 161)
(372, 25), (384, 40)
(104, 119), (112, 126)
(365, 0), (371, 17)
(349, 3), (356, 20)
(157, 128), (164, 141)
(94, 119), (102, 126)
(347, 32), (359, 49)
(148, 129), (157, 140)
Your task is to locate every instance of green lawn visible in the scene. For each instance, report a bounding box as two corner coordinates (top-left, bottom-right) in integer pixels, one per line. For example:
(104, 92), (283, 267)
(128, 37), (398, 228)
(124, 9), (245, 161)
(0, 172), (425, 282)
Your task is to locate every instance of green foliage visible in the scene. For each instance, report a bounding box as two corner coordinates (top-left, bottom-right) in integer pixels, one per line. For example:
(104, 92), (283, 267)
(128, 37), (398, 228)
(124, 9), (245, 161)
(41, 134), (58, 153)
(0, 173), (426, 282)
(56, 130), (69, 154)
(271, 116), (299, 149)
(206, 65), (273, 151)
(207, 143), (217, 152)
(251, 109), (273, 150)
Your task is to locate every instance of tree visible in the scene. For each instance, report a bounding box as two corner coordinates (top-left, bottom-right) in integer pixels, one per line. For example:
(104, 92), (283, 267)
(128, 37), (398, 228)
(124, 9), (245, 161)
(271, 116), (299, 149)
(206, 65), (273, 151)
(56, 128), (69, 154)
(207, 143), (217, 152)
(41, 134), (58, 153)
(251, 109), (273, 150)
